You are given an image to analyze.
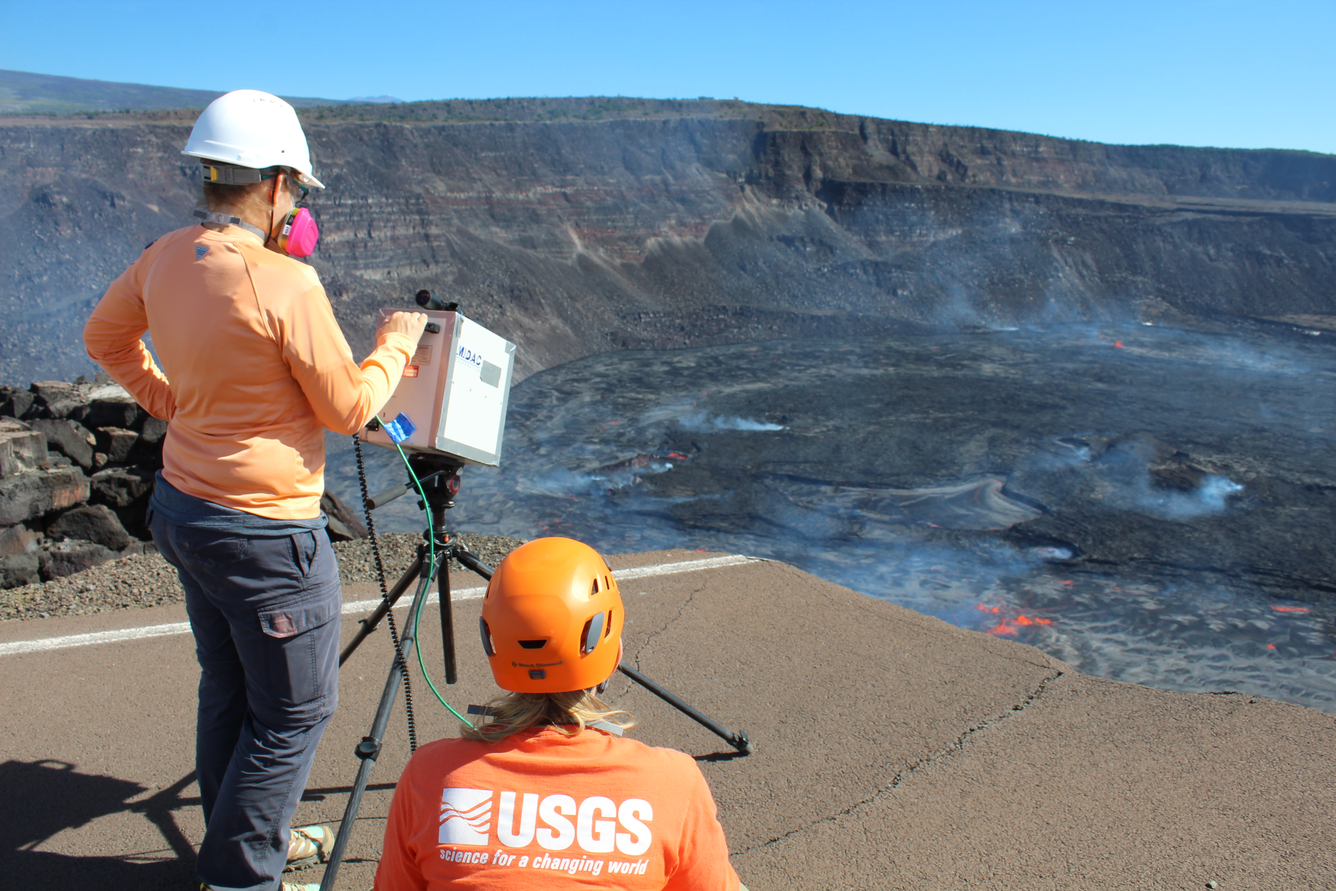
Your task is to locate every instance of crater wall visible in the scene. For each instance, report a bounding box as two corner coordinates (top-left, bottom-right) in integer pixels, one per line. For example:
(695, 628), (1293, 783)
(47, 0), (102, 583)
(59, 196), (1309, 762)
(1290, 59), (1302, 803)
(2, 109), (1333, 385)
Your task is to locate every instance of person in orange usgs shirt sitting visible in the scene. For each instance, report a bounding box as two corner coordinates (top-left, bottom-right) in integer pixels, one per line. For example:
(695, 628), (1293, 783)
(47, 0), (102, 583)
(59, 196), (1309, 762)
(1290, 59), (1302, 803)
(373, 536), (746, 891)
(84, 89), (428, 891)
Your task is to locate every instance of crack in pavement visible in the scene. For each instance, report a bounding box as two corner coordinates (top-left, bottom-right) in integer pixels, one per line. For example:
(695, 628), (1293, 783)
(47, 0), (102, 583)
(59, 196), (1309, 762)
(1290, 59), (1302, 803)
(626, 579), (708, 673)
(735, 669), (1065, 856)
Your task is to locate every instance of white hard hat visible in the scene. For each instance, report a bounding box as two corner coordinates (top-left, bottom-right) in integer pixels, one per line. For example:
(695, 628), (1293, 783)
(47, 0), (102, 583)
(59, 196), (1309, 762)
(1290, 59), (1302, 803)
(182, 89), (325, 189)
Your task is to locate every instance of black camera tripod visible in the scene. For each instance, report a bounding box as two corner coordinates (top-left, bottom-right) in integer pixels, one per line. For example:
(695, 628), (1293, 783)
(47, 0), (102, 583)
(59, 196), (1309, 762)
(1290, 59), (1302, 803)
(319, 453), (751, 890)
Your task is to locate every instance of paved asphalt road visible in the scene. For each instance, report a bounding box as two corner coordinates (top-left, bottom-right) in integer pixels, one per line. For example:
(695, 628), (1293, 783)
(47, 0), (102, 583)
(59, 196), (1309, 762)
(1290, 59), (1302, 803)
(2, 550), (1333, 890)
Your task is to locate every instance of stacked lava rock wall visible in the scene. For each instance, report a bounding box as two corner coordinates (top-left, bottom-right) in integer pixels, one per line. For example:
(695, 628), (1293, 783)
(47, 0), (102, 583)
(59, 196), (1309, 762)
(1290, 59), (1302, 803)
(0, 376), (365, 589)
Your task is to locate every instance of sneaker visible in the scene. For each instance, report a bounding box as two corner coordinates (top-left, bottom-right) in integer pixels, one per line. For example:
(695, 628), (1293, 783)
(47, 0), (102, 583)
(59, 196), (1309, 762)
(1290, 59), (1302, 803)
(286, 823), (335, 870)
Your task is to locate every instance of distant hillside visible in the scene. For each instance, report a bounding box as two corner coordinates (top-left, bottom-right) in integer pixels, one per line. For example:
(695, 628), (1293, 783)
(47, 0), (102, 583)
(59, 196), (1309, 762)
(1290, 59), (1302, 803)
(0, 69), (352, 115)
(1, 85), (1333, 388)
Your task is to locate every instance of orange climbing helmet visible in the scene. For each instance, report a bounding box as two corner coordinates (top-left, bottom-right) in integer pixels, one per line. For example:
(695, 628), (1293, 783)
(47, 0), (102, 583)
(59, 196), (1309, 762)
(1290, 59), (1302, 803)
(480, 537), (623, 693)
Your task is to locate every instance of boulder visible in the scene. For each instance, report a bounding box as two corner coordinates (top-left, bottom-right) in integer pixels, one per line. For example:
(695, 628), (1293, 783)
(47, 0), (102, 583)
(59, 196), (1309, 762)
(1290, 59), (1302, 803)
(0, 523), (41, 559)
(0, 387), (36, 420)
(89, 467), (155, 509)
(129, 416), (168, 462)
(89, 466), (156, 539)
(28, 418), (95, 469)
(46, 503), (134, 551)
(82, 384), (142, 429)
(117, 541), (156, 559)
(1, 552), (39, 589)
(0, 466), (89, 526)
(94, 427), (138, 464)
(322, 490), (369, 542)
(29, 381), (86, 420)
(38, 538), (116, 581)
(0, 429), (48, 478)
(139, 417), (168, 444)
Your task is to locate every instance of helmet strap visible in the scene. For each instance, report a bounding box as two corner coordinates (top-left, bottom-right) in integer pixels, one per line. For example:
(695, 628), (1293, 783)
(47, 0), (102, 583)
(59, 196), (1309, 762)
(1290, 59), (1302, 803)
(203, 163), (259, 185)
(268, 175), (278, 246)
(193, 209), (268, 243)
(201, 162), (282, 185)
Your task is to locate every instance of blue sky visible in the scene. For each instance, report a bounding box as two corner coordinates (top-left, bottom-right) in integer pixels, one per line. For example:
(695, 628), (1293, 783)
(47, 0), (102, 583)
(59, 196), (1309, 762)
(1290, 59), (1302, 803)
(2, 0), (1332, 153)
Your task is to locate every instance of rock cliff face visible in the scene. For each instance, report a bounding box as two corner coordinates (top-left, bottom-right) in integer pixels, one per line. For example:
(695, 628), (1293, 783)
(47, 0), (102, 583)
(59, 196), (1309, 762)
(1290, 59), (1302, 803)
(1, 104), (1334, 385)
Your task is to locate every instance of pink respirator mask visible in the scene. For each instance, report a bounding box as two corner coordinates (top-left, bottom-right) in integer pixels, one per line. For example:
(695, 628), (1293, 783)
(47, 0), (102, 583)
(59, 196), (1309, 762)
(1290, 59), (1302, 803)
(193, 206), (320, 260)
(277, 207), (319, 258)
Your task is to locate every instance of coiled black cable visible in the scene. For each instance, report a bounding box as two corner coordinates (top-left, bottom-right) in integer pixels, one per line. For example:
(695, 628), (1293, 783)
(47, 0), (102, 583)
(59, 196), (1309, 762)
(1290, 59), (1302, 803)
(353, 434), (418, 753)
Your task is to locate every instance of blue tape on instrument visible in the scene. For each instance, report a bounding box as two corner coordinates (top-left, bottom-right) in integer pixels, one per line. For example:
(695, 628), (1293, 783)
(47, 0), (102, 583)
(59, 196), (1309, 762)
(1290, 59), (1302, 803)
(383, 412), (416, 444)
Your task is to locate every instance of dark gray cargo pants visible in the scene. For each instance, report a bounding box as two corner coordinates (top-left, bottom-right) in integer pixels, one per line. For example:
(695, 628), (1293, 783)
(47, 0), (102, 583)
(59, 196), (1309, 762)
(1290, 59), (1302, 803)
(150, 508), (341, 891)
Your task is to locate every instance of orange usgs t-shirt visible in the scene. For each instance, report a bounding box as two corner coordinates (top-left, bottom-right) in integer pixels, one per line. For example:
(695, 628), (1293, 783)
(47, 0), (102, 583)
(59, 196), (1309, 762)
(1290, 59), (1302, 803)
(374, 728), (742, 891)
(84, 224), (416, 519)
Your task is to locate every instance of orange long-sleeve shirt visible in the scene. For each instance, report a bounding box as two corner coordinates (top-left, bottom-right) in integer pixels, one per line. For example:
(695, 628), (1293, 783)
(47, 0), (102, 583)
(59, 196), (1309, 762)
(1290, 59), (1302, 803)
(84, 224), (415, 519)
(375, 728), (742, 891)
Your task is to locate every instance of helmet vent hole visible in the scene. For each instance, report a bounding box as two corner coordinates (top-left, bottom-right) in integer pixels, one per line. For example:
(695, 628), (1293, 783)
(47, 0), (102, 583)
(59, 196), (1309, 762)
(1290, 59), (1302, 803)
(518, 639), (547, 649)
(479, 619), (495, 657)
(603, 611), (614, 638)
(580, 612), (605, 655)
(591, 578), (600, 595)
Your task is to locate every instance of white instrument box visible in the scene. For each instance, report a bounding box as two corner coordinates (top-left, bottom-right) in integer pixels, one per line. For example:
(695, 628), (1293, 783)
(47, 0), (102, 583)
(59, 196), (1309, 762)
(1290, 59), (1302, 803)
(358, 308), (517, 466)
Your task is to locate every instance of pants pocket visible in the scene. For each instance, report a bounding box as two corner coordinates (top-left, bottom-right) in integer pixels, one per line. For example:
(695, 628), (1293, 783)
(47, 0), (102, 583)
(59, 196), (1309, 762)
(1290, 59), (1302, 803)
(289, 531), (320, 578)
(175, 527), (250, 566)
(259, 597), (339, 640)
(254, 595), (342, 721)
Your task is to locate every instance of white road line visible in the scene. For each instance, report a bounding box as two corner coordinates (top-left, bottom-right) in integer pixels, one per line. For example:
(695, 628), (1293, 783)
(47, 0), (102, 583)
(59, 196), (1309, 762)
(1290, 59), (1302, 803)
(0, 554), (759, 657)
(611, 554), (757, 580)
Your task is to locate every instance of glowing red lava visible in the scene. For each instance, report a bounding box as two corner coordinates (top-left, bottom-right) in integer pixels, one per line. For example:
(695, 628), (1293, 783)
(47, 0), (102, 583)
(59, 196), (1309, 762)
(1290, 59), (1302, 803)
(976, 603), (1054, 636)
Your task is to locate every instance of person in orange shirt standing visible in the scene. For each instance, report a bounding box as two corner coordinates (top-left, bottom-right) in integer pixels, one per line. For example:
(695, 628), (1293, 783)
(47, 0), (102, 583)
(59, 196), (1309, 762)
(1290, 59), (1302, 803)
(84, 89), (427, 891)
(374, 537), (745, 891)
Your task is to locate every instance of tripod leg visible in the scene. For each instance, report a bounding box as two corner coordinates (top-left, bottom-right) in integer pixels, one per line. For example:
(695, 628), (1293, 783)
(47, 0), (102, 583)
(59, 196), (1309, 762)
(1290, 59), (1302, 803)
(418, 460), (461, 684)
(431, 517), (456, 686)
(320, 721), (386, 891)
(339, 551), (425, 666)
(438, 552), (457, 684)
(321, 571), (433, 891)
(453, 544), (493, 579)
(618, 664), (753, 755)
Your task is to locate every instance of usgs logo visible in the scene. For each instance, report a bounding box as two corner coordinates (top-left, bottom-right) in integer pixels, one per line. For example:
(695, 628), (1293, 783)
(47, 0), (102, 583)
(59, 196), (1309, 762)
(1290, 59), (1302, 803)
(440, 788), (653, 855)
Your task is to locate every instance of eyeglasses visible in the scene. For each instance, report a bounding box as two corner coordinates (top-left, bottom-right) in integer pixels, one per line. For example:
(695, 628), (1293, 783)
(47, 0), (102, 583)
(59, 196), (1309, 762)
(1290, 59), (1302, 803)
(261, 170), (310, 204)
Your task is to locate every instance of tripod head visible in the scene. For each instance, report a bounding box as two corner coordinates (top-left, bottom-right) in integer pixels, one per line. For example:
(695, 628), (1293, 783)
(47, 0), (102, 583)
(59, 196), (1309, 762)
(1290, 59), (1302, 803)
(360, 456), (460, 512)
(408, 452), (463, 512)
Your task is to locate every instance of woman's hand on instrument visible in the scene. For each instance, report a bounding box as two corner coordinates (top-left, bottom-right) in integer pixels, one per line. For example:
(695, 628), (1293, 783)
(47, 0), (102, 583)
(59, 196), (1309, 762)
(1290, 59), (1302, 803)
(378, 311), (429, 345)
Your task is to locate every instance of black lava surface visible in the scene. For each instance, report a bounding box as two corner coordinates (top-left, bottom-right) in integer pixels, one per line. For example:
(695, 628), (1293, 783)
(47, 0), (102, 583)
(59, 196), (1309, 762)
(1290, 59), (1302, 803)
(329, 321), (1336, 710)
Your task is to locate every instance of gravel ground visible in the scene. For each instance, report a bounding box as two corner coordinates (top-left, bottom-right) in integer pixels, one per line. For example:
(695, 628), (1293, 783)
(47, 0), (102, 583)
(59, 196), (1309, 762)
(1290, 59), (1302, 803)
(0, 533), (524, 622)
